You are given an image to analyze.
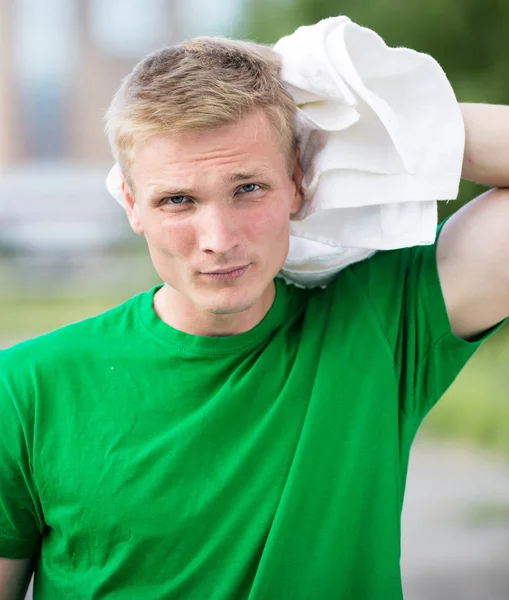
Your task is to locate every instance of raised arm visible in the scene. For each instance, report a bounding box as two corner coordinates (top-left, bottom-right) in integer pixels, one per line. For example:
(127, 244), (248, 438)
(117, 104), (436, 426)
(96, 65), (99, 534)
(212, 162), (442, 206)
(460, 103), (509, 187)
(0, 557), (33, 600)
(436, 103), (509, 340)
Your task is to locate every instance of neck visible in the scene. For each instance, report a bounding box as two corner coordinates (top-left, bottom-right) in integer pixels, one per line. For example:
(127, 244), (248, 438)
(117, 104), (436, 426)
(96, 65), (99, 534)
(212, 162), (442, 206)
(153, 281), (276, 337)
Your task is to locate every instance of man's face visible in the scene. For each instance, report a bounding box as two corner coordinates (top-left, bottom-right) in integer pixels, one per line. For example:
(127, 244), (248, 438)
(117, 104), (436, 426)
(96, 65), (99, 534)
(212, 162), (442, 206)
(123, 110), (303, 317)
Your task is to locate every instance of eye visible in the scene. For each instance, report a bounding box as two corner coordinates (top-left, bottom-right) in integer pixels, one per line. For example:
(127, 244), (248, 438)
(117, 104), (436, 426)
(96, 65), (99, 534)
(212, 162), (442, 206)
(164, 196), (191, 205)
(238, 183), (260, 194)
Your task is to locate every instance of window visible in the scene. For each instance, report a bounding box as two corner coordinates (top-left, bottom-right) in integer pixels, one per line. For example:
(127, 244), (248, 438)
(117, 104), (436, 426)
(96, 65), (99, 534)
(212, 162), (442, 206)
(12, 0), (76, 158)
(180, 0), (245, 38)
(90, 0), (170, 59)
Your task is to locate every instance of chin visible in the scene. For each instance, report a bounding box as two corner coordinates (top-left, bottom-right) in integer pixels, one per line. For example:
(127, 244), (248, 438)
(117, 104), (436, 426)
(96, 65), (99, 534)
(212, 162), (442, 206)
(197, 279), (268, 316)
(200, 293), (258, 316)
(207, 304), (254, 316)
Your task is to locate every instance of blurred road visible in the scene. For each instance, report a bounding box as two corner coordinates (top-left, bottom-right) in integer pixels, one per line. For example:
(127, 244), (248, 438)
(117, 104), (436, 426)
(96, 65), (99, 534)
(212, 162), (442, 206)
(402, 438), (509, 599)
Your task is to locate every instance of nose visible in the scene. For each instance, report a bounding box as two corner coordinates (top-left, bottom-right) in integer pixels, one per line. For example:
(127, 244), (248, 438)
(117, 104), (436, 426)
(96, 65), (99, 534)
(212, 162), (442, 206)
(197, 203), (241, 255)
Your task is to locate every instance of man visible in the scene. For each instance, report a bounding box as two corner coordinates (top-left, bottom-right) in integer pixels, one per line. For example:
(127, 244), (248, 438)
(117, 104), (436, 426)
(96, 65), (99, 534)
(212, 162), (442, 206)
(0, 37), (507, 600)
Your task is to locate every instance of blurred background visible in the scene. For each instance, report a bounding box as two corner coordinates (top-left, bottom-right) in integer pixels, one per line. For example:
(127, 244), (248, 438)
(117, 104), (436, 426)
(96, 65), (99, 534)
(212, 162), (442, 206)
(0, 1), (508, 598)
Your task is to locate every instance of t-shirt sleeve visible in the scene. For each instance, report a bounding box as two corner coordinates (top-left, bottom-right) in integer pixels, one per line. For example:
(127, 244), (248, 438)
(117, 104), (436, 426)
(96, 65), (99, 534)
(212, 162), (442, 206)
(347, 221), (507, 425)
(0, 368), (44, 559)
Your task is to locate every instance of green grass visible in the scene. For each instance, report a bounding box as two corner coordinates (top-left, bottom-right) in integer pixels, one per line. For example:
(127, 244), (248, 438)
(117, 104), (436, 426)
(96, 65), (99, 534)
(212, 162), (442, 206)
(0, 296), (126, 342)
(466, 501), (509, 525)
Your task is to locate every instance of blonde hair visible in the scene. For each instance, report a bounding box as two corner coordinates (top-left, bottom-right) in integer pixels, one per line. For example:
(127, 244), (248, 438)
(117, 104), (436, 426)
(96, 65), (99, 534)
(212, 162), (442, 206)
(105, 36), (298, 188)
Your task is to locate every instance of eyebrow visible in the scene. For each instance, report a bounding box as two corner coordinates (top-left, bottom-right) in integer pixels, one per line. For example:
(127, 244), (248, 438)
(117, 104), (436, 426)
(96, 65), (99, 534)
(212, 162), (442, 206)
(148, 169), (272, 198)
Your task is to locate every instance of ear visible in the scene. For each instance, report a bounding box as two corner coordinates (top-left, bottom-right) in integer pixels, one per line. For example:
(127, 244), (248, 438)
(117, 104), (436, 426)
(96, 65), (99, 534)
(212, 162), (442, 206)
(121, 177), (145, 236)
(290, 147), (304, 216)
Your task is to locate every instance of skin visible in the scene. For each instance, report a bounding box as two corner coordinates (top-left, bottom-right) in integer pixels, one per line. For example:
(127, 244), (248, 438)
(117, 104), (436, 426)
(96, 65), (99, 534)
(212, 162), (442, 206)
(122, 109), (304, 336)
(0, 557), (33, 600)
(437, 103), (509, 340)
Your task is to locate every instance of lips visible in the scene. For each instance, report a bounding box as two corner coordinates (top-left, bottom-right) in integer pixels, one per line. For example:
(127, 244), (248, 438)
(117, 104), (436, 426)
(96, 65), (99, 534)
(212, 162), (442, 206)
(203, 264), (250, 275)
(200, 264), (251, 281)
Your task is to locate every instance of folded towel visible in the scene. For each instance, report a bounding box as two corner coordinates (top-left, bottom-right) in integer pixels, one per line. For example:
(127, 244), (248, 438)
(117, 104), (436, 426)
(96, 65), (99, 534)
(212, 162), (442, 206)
(106, 15), (465, 287)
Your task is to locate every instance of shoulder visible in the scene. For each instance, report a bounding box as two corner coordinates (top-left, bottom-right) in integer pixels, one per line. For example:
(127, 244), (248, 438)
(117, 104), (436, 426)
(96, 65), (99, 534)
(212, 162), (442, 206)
(343, 221), (450, 291)
(318, 245), (418, 303)
(347, 245), (417, 280)
(0, 289), (147, 383)
(335, 242), (440, 306)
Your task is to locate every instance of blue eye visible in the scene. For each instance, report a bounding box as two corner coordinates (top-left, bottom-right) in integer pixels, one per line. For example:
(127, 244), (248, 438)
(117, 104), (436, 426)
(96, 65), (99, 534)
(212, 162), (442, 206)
(239, 184), (260, 193)
(166, 196), (190, 205)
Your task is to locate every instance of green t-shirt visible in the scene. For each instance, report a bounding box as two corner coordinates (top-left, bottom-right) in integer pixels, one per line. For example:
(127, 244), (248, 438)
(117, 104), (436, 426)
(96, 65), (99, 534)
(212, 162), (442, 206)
(0, 235), (505, 599)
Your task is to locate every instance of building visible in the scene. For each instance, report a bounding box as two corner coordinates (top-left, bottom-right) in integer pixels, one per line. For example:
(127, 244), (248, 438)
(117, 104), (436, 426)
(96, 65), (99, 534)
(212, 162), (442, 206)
(0, 0), (186, 167)
(0, 0), (246, 168)
(0, 2), (20, 166)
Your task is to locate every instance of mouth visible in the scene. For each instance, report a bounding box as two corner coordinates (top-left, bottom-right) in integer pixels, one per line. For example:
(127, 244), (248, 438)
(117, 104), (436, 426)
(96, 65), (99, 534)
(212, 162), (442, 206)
(201, 264), (251, 281)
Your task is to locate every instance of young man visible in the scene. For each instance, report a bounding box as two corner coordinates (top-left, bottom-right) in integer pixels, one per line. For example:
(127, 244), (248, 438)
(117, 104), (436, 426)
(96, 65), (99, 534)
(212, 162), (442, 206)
(0, 37), (508, 600)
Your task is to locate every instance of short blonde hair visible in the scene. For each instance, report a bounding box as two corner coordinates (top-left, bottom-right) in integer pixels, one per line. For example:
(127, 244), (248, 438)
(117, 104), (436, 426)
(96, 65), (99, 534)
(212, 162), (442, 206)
(105, 36), (298, 188)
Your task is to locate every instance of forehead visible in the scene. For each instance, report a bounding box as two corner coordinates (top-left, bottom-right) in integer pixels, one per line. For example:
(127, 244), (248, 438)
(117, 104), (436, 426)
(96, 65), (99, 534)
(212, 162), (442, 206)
(130, 110), (288, 188)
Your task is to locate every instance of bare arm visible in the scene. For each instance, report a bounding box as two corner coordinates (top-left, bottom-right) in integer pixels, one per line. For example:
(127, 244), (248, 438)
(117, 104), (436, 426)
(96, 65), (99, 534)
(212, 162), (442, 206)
(437, 103), (509, 340)
(0, 558), (33, 600)
(460, 103), (509, 187)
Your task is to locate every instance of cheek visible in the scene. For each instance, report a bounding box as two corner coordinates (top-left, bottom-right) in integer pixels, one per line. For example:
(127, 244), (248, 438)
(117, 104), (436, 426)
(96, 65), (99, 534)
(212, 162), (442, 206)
(144, 216), (196, 258)
(250, 201), (290, 243)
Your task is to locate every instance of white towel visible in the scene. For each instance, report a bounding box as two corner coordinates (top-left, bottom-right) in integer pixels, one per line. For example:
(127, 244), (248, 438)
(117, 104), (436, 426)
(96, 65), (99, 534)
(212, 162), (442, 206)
(106, 15), (465, 287)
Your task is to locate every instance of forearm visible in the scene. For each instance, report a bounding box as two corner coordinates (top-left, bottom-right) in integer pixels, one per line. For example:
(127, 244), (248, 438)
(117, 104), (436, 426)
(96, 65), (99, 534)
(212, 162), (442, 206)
(460, 103), (509, 188)
(0, 557), (33, 600)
